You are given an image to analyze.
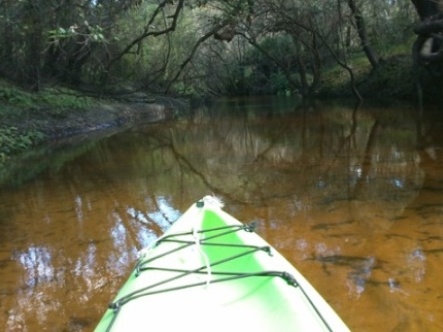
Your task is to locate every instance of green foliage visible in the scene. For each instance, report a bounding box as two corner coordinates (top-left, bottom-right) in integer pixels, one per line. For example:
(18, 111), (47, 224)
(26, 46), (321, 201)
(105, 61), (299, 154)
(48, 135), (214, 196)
(358, 55), (415, 98)
(0, 83), (96, 112)
(320, 50), (372, 95)
(0, 87), (34, 108)
(0, 126), (45, 164)
(48, 22), (108, 44)
(38, 89), (96, 110)
(0, 0), (422, 98)
(320, 52), (415, 98)
(0, 133), (104, 187)
(223, 35), (297, 95)
(270, 71), (292, 96)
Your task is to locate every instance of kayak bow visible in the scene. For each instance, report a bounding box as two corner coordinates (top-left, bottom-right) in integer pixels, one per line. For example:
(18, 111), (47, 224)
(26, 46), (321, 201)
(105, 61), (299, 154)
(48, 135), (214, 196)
(95, 196), (350, 331)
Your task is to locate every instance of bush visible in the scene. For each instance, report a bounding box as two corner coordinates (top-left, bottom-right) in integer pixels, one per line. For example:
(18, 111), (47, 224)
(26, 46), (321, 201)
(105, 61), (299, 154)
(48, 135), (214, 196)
(0, 126), (45, 164)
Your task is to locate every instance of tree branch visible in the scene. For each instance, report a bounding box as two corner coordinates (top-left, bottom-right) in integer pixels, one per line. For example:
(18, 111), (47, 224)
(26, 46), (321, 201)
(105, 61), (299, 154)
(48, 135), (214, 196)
(164, 21), (231, 93)
(270, 7), (363, 101)
(105, 0), (184, 72)
(414, 18), (443, 35)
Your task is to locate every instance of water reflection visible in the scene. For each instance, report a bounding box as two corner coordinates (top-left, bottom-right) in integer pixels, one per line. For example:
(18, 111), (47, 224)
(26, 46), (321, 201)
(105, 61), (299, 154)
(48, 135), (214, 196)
(1, 98), (443, 331)
(169, 100), (423, 216)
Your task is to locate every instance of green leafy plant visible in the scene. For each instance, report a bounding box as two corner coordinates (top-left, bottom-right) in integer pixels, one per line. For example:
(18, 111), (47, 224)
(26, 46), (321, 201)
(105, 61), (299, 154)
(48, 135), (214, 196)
(0, 126), (45, 164)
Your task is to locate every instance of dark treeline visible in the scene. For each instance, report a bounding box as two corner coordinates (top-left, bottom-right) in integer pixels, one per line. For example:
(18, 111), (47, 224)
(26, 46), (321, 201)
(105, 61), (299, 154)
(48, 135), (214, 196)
(0, 0), (442, 99)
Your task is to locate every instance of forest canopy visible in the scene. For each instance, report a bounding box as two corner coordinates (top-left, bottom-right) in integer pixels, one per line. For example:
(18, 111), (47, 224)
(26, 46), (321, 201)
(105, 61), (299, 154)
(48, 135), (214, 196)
(0, 0), (440, 98)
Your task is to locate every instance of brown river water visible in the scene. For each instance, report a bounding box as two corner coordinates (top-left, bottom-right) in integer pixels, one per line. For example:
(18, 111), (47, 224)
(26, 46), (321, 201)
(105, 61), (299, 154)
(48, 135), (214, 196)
(1, 97), (443, 331)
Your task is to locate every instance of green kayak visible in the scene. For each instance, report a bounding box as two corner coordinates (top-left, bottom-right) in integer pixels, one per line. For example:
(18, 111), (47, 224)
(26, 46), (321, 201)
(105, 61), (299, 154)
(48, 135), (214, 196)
(95, 196), (350, 331)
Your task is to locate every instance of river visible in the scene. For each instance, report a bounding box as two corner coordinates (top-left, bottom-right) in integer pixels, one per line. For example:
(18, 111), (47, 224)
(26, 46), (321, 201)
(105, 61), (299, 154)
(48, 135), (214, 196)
(1, 97), (443, 331)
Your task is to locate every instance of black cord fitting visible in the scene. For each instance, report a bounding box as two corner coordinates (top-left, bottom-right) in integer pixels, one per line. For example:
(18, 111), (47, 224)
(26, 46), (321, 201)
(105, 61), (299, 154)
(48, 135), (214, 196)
(108, 302), (120, 310)
(281, 272), (298, 287)
(244, 221), (258, 232)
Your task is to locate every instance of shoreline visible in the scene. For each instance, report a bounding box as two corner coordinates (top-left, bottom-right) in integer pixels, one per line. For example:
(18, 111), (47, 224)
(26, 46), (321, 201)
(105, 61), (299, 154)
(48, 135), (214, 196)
(0, 92), (189, 164)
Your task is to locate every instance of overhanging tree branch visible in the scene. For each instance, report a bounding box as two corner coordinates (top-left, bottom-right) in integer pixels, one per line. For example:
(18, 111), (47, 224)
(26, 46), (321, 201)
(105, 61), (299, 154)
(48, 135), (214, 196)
(270, 6), (363, 101)
(346, 0), (380, 69)
(104, 0), (184, 73)
(236, 31), (300, 93)
(164, 21), (231, 93)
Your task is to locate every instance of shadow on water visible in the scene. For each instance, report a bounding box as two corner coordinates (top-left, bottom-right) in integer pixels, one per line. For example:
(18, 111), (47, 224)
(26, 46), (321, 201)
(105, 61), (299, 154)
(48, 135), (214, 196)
(0, 127), (125, 188)
(1, 97), (443, 331)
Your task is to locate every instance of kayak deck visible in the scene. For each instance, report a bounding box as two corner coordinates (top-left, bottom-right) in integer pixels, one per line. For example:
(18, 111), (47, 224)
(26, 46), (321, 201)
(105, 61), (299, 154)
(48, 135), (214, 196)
(95, 197), (350, 331)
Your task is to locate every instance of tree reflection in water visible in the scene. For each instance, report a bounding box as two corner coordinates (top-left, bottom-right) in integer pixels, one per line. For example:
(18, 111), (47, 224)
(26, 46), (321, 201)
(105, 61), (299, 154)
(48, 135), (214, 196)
(1, 98), (443, 331)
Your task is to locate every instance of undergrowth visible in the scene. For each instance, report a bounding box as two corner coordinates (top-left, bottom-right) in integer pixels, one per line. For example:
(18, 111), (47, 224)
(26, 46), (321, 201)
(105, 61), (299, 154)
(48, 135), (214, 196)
(0, 126), (45, 164)
(0, 81), (98, 163)
(320, 51), (414, 99)
(0, 81), (96, 115)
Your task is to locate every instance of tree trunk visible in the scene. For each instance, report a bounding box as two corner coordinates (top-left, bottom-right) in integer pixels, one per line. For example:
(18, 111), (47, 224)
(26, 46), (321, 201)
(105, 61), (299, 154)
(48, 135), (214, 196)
(25, 2), (43, 91)
(0, 7), (15, 78)
(294, 40), (309, 97)
(309, 32), (322, 95)
(410, 0), (443, 102)
(64, 41), (93, 85)
(27, 29), (42, 92)
(347, 0), (380, 69)
(411, 0), (440, 20)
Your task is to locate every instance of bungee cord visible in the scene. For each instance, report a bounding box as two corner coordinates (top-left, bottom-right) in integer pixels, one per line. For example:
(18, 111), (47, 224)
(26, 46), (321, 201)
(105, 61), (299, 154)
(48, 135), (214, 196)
(104, 197), (334, 332)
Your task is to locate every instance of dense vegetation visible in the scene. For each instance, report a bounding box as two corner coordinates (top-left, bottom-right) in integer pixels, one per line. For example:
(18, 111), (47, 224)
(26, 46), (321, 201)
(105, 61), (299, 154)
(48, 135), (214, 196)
(0, 0), (437, 99)
(1, 0), (442, 164)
